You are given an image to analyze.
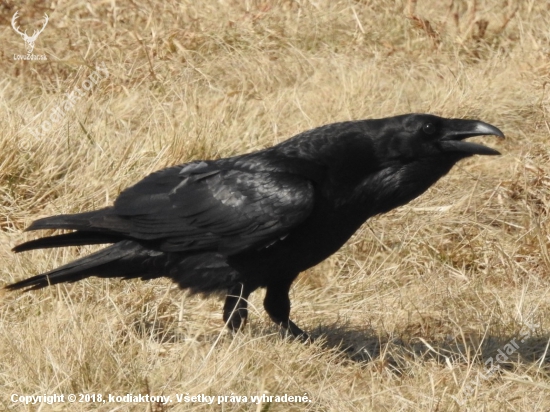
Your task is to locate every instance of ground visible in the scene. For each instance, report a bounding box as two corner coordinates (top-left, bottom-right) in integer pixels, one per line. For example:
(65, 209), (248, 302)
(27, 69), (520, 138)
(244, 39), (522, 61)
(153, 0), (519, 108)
(1, 0), (550, 411)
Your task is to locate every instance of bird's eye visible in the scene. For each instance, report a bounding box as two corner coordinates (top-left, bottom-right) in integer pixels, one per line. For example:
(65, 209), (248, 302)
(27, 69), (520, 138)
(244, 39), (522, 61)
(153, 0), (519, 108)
(422, 123), (435, 135)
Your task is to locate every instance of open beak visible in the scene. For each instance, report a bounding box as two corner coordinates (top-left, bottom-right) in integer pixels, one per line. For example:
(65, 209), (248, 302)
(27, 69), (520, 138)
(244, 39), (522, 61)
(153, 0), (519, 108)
(439, 120), (505, 156)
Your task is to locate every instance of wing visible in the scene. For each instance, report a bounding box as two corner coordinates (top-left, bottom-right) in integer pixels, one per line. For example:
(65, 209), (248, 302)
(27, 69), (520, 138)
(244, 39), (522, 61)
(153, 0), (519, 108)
(111, 161), (315, 254)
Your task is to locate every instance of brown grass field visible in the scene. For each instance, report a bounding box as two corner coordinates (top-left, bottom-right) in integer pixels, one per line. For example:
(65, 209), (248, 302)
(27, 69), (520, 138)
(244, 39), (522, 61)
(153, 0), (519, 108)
(1, 0), (550, 410)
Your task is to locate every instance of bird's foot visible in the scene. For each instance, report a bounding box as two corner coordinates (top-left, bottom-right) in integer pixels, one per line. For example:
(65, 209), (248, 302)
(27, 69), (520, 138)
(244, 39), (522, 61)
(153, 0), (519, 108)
(280, 319), (313, 343)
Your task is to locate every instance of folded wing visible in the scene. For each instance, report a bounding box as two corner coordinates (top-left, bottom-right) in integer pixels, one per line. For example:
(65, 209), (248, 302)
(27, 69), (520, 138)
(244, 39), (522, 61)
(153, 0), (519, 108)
(19, 161), (316, 256)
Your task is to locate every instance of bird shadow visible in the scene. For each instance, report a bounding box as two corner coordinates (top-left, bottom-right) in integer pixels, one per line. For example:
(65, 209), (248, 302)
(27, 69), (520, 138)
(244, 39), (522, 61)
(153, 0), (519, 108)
(307, 322), (550, 372)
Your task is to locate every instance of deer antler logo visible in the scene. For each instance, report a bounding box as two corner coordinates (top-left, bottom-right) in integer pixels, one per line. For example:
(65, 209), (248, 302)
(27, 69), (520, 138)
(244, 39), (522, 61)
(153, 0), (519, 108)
(11, 11), (49, 55)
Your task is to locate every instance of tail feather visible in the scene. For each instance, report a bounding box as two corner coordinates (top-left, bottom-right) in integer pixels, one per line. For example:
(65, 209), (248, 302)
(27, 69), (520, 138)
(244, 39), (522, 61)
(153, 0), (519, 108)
(12, 231), (126, 253)
(6, 240), (160, 291)
(25, 208), (117, 232)
(26, 210), (97, 231)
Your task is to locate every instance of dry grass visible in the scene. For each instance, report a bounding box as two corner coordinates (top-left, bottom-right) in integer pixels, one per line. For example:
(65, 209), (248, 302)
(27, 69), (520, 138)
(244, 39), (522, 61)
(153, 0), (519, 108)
(1, 0), (550, 410)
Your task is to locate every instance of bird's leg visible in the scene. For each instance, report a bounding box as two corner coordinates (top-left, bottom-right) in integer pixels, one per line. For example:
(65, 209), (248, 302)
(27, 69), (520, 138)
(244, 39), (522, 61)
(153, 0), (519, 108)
(223, 283), (251, 332)
(263, 281), (311, 342)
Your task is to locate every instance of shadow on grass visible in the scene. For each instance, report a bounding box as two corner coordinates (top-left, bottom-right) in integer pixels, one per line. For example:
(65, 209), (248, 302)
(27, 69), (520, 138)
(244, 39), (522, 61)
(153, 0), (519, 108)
(308, 323), (550, 370)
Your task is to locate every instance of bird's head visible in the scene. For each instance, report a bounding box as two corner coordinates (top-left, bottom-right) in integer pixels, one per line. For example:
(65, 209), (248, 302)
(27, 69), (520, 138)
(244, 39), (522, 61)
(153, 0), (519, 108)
(378, 113), (504, 164)
(350, 113), (505, 215)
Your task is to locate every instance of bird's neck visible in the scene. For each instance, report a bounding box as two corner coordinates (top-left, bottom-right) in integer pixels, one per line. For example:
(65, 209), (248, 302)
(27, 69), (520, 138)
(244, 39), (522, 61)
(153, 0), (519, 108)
(350, 157), (458, 218)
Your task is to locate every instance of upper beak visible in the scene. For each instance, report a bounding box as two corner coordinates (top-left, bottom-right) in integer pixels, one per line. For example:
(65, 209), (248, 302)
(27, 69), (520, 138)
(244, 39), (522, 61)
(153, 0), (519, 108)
(439, 120), (505, 156)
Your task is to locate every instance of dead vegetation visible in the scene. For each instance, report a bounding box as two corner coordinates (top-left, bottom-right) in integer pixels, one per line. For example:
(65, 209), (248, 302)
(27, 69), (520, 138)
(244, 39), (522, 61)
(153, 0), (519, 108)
(1, 0), (550, 410)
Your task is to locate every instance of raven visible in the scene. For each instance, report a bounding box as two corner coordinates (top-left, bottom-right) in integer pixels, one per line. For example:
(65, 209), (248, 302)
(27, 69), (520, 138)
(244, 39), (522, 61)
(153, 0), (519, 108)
(8, 114), (504, 339)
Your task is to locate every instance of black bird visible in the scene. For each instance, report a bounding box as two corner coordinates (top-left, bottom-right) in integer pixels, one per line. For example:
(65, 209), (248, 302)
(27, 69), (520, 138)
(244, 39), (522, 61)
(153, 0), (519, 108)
(8, 114), (504, 340)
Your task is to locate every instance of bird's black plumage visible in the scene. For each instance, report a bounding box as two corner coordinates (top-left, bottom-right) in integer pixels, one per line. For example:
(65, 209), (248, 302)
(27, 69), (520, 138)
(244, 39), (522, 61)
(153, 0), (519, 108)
(8, 114), (504, 339)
